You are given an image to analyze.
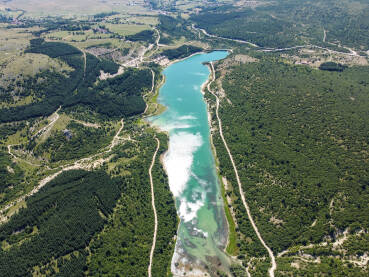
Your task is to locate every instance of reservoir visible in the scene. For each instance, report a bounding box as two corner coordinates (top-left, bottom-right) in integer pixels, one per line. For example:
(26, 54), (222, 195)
(150, 51), (229, 275)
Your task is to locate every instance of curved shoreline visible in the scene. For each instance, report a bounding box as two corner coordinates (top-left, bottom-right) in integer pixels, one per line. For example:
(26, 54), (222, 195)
(206, 61), (277, 277)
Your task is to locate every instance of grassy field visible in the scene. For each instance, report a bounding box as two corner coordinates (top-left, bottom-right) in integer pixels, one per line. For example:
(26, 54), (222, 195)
(0, 25), (71, 89)
(1, 53), (71, 78)
(104, 23), (151, 36)
(0, 25), (33, 55)
(127, 16), (159, 26)
(45, 29), (112, 42)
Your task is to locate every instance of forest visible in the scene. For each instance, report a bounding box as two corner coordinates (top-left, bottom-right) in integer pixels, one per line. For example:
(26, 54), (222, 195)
(87, 131), (177, 276)
(0, 122), (25, 141)
(66, 67), (149, 118)
(190, 0), (369, 49)
(161, 45), (202, 60)
(0, 150), (24, 193)
(31, 121), (114, 162)
(125, 30), (156, 43)
(191, 7), (301, 48)
(0, 170), (123, 276)
(319, 62), (347, 72)
(210, 55), (369, 275)
(157, 15), (194, 44)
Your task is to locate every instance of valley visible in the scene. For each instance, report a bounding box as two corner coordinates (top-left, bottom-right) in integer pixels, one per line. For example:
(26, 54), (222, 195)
(0, 0), (368, 276)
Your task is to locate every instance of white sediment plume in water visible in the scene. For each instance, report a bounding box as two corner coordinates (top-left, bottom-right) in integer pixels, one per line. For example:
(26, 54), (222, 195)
(192, 173), (209, 189)
(159, 114), (197, 131)
(164, 132), (202, 197)
(193, 85), (200, 91)
(178, 115), (197, 120)
(178, 191), (206, 222)
(193, 227), (208, 238)
(162, 123), (193, 131)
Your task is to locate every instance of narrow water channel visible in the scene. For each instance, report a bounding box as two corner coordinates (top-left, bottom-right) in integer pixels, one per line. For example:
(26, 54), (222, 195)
(150, 51), (229, 275)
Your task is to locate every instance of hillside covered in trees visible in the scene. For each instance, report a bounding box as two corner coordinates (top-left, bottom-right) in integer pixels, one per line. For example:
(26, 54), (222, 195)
(210, 55), (369, 275)
(190, 0), (369, 49)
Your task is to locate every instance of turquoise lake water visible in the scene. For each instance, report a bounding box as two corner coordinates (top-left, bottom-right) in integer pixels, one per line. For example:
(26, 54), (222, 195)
(150, 51), (230, 273)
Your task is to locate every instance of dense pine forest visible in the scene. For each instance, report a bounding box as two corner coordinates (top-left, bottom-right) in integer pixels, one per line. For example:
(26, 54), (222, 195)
(0, 169), (122, 276)
(161, 45), (203, 60)
(88, 132), (177, 276)
(208, 54), (369, 275)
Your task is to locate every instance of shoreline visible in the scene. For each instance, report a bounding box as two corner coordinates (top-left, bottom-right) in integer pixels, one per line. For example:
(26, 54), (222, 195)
(147, 50), (232, 276)
(202, 62), (237, 256)
(166, 49), (231, 67)
(204, 88), (231, 253)
(143, 73), (167, 119)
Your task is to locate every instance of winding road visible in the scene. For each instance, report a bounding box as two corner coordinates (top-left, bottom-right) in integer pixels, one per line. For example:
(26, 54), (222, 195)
(192, 24), (360, 57)
(148, 137), (160, 277)
(7, 144), (41, 167)
(192, 24), (259, 48)
(207, 62), (277, 277)
(260, 44), (359, 56)
(149, 28), (161, 56)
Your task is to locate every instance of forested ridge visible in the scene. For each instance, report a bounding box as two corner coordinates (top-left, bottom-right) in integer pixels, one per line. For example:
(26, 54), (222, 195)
(0, 126), (177, 276)
(0, 39), (147, 123)
(161, 44), (203, 60)
(191, 7), (302, 48)
(190, 0), (369, 49)
(157, 15), (195, 44)
(0, 170), (122, 276)
(210, 56), (369, 275)
(87, 131), (177, 276)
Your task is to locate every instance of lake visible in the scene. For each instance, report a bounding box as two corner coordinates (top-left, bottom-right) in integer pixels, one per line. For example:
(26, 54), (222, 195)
(150, 51), (230, 275)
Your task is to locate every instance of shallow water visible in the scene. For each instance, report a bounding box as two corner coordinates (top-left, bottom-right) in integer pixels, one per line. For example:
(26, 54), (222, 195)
(150, 51), (229, 274)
